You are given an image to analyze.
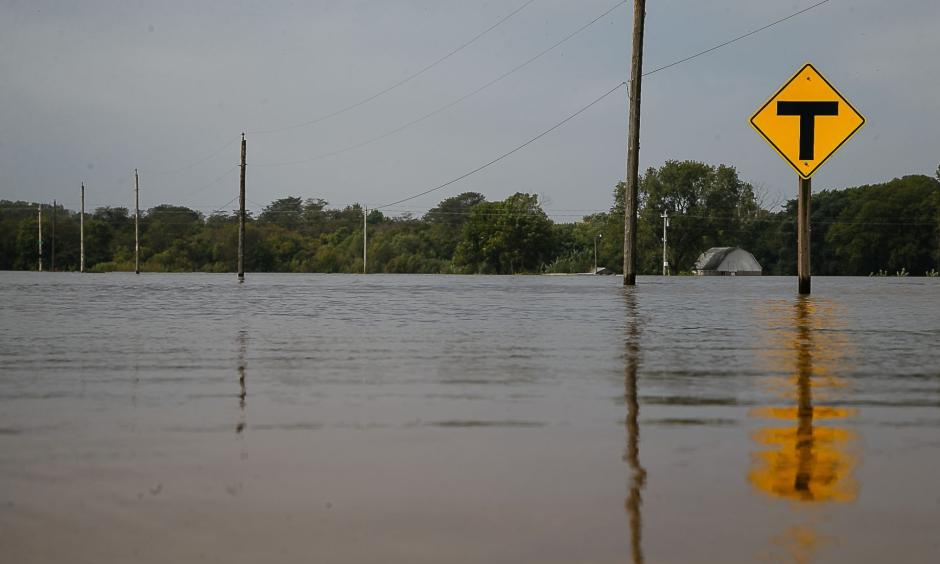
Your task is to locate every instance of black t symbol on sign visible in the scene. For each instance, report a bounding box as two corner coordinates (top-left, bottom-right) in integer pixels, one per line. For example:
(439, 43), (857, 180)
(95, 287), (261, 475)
(776, 101), (839, 160)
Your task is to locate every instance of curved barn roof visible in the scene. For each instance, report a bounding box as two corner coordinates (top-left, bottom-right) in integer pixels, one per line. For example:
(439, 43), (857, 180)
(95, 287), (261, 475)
(694, 247), (762, 273)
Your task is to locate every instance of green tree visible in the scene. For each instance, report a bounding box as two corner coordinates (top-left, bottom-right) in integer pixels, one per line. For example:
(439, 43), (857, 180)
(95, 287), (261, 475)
(454, 193), (554, 274)
(259, 197), (304, 231)
(637, 161), (760, 273)
(424, 192), (486, 259)
(826, 175), (940, 274)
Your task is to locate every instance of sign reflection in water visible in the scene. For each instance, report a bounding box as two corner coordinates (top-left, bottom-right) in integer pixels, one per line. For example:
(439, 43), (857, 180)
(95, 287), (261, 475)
(624, 289), (646, 564)
(751, 297), (858, 561)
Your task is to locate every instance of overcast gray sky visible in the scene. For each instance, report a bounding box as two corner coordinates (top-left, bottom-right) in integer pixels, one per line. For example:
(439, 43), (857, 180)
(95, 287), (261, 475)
(2, 0), (938, 220)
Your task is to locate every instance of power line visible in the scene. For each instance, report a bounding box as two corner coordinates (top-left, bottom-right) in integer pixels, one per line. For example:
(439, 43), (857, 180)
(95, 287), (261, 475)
(144, 135), (241, 177)
(9, 0), (839, 217)
(188, 166), (240, 198)
(254, 0), (628, 167)
(247, 0), (540, 135)
(642, 0), (832, 78)
(376, 81), (627, 209)
(367, 0), (837, 211)
(255, 0), (830, 171)
(209, 196), (240, 216)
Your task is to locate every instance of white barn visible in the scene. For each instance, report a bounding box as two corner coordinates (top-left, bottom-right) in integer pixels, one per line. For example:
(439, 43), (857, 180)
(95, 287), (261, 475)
(694, 247), (762, 276)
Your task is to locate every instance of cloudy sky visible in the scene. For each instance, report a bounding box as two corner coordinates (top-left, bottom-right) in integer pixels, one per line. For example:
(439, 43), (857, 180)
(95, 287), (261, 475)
(2, 0), (938, 220)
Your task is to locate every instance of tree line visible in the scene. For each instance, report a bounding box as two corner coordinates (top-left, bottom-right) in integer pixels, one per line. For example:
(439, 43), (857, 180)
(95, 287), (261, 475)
(2, 161), (939, 275)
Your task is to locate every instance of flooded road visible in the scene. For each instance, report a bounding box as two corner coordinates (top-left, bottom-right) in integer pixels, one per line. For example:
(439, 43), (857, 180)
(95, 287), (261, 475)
(1, 273), (938, 563)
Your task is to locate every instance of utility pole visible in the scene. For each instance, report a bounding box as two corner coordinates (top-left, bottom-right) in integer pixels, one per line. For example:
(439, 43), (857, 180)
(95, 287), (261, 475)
(661, 210), (669, 276)
(135, 168), (140, 274)
(798, 178), (811, 294)
(37, 203), (43, 272)
(622, 0), (646, 286)
(80, 183), (85, 273)
(51, 199), (56, 272)
(238, 133), (246, 283)
(362, 205), (368, 274)
(594, 233), (602, 274)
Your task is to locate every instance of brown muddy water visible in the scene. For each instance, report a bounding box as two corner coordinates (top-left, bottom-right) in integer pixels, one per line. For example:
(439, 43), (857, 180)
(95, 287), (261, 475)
(1, 272), (939, 563)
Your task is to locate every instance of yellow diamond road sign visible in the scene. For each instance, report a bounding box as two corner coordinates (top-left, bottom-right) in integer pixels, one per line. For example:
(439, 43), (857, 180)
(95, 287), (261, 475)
(751, 63), (865, 179)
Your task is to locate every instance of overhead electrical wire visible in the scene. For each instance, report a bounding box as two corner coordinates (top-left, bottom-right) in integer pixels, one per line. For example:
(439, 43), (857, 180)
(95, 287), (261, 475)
(144, 135), (241, 177)
(642, 0), (832, 78)
(255, 0), (830, 172)
(375, 81), (627, 209)
(106, 1), (540, 181)
(189, 166), (240, 197)
(23, 1), (836, 215)
(247, 0), (540, 135)
(367, 0), (836, 211)
(254, 0), (628, 167)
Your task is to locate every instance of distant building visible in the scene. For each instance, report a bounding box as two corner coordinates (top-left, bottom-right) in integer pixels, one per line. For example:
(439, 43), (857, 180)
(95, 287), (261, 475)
(694, 247), (762, 276)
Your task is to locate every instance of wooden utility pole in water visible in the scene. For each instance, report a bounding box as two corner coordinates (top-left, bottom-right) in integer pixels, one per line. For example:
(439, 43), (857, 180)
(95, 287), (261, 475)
(135, 169), (140, 274)
(363, 206), (367, 274)
(37, 203), (43, 272)
(661, 210), (669, 276)
(51, 199), (56, 272)
(80, 183), (85, 273)
(622, 0), (646, 286)
(238, 133), (246, 282)
(798, 178), (811, 294)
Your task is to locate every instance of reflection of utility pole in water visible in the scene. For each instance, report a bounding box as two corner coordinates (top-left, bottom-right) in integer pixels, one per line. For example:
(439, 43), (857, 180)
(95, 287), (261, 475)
(236, 330), (247, 434)
(751, 297), (857, 562)
(623, 289), (646, 564)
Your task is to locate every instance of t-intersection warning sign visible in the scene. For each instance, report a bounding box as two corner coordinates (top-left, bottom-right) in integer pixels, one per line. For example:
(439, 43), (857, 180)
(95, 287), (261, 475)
(750, 63), (864, 179)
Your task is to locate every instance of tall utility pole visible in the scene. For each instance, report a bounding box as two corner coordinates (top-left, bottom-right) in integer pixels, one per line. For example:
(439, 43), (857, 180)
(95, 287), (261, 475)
(622, 0), (646, 286)
(37, 203), (43, 272)
(80, 183), (85, 273)
(238, 133), (246, 282)
(594, 233), (602, 274)
(362, 205), (368, 274)
(798, 178), (811, 294)
(134, 168), (140, 274)
(661, 210), (669, 276)
(51, 199), (56, 272)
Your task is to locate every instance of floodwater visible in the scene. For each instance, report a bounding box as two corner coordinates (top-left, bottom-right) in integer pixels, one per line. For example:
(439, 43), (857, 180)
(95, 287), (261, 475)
(1, 273), (939, 563)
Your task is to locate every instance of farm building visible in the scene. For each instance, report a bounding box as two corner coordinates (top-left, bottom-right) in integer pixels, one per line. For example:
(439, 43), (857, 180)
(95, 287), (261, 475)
(694, 247), (762, 276)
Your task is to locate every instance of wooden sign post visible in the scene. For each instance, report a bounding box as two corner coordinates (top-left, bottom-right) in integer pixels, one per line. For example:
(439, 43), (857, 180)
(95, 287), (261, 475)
(751, 64), (865, 294)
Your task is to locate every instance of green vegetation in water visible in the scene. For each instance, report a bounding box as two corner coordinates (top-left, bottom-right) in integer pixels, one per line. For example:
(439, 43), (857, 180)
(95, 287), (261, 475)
(2, 162), (938, 275)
